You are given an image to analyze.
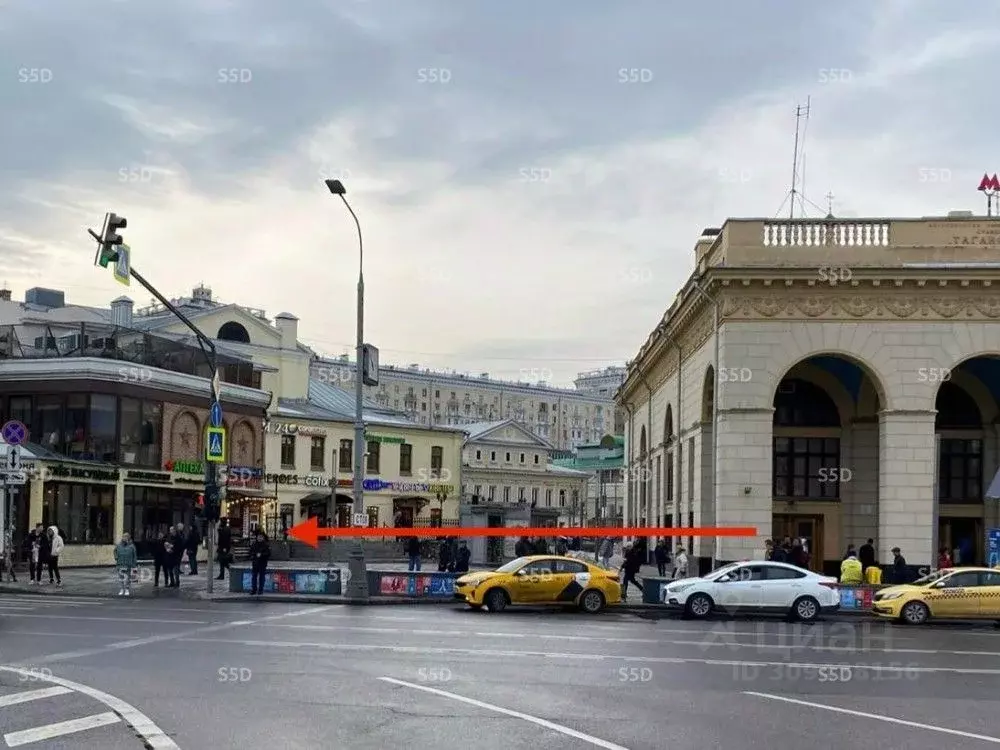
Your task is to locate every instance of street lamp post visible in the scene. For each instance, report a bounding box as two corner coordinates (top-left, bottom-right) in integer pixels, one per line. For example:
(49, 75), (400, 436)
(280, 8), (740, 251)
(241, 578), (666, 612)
(691, 281), (720, 572)
(325, 179), (369, 602)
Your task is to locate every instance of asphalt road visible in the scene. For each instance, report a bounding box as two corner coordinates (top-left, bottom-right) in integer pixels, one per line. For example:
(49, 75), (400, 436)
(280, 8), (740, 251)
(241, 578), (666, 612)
(1, 594), (999, 749)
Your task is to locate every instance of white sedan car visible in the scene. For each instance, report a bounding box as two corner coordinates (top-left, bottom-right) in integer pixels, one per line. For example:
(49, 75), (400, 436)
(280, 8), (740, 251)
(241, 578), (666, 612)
(662, 561), (840, 622)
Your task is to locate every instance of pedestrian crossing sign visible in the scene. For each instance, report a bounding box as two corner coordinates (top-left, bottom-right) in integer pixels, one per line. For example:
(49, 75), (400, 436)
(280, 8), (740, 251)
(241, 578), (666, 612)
(113, 244), (131, 286)
(205, 426), (226, 463)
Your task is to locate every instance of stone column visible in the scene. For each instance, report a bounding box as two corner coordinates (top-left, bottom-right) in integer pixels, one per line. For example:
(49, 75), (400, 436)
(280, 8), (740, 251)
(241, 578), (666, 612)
(878, 410), (936, 567)
(844, 421), (879, 548)
(716, 407), (773, 562)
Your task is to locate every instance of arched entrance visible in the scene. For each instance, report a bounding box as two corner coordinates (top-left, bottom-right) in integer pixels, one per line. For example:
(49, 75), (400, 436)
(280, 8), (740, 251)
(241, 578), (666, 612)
(772, 355), (885, 575)
(934, 356), (1000, 565)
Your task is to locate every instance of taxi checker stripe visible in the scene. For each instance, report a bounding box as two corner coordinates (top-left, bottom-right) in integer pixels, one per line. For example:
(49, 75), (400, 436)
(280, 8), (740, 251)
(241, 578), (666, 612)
(557, 581), (584, 601)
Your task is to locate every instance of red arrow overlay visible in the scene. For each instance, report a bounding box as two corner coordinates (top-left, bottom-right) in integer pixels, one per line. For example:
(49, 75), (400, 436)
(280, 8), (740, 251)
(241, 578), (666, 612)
(285, 516), (757, 548)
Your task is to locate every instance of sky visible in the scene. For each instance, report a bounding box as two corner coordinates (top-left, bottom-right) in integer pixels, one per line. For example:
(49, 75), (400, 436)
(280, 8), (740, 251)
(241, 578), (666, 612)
(2, 0), (998, 387)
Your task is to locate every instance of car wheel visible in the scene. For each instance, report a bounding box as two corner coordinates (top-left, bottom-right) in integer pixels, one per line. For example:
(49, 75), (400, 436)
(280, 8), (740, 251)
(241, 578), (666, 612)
(484, 588), (508, 613)
(900, 600), (929, 625)
(792, 596), (820, 622)
(580, 589), (605, 614)
(684, 593), (713, 619)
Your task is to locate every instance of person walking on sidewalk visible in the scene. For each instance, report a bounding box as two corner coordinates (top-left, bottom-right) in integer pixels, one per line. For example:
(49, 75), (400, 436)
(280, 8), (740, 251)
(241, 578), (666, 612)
(654, 541), (669, 577)
(168, 524), (185, 587)
(33, 524), (50, 584)
(46, 526), (63, 585)
(406, 536), (422, 571)
(599, 538), (614, 569)
(672, 546), (689, 579)
(249, 531), (271, 596)
(185, 523), (201, 575)
(437, 537), (453, 572)
(114, 533), (138, 597)
(621, 543), (645, 600)
(152, 532), (168, 587)
(216, 520), (233, 581)
(454, 541), (471, 572)
(26, 526), (42, 584)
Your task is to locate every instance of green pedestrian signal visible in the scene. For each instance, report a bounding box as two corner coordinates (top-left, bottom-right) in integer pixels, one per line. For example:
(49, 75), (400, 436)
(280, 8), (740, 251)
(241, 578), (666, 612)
(98, 246), (119, 268)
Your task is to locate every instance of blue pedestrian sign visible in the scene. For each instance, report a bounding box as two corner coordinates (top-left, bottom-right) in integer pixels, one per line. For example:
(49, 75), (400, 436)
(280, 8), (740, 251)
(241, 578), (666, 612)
(988, 528), (1000, 568)
(205, 427), (226, 463)
(113, 244), (131, 286)
(209, 401), (223, 428)
(1, 420), (27, 446)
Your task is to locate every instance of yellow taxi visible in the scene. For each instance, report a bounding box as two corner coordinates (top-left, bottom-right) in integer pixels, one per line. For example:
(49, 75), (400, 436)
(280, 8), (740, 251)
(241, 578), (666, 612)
(871, 567), (1000, 624)
(454, 555), (622, 614)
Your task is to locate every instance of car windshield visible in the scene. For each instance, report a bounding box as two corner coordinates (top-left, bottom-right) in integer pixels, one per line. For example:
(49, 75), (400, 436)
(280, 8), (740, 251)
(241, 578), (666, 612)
(495, 557), (531, 574)
(911, 569), (951, 586)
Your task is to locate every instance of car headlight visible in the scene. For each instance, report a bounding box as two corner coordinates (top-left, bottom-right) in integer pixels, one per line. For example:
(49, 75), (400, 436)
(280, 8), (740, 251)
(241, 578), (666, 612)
(669, 583), (695, 593)
(876, 592), (904, 601)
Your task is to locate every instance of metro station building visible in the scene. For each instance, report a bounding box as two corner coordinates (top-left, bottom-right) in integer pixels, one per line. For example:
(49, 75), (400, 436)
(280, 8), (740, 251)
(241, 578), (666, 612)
(618, 213), (1000, 577)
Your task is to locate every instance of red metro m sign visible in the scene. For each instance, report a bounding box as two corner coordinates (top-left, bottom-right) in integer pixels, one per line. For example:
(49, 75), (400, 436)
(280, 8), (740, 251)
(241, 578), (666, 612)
(978, 173), (1000, 192)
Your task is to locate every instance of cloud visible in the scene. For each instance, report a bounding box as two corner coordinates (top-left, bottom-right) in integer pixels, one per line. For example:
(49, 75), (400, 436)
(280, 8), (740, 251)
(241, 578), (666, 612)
(2, 0), (999, 385)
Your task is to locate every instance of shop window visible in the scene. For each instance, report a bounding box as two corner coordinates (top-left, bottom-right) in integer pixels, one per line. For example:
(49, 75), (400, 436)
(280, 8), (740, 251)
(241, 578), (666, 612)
(773, 436), (841, 499)
(280, 434), (296, 469)
(430, 446), (443, 477)
(120, 398), (143, 465)
(339, 439), (353, 472)
(310, 436), (325, 471)
(89, 394), (117, 462)
(35, 395), (62, 451)
(8, 396), (31, 427)
(366, 440), (380, 474)
(399, 443), (413, 475)
(141, 401), (162, 467)
(65, 395), (88, 459)
(43, 483), (114, 544)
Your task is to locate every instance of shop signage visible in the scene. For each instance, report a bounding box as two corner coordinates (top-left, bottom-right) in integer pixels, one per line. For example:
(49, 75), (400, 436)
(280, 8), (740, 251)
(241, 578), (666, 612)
(337, 478), (352, 488)
(362, 479), (455, 494)
(366, 434), (404, 444)
(125, 470), (173, 484)
(225, 466), (263, 490)
(48, 465), (120, 482)
(264, 473), (334, 487)
(264, 421), (327, 437)
(164, 460), (204, 475)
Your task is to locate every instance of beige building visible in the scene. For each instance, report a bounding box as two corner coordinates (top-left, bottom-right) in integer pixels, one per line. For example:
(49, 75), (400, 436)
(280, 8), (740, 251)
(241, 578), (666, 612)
(311, 358), (616, 450)
(618, 213), (1000, 577)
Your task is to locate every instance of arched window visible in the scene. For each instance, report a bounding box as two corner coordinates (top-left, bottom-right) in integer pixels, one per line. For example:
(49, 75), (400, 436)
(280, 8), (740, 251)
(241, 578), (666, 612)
(774, 379), (840, 427)
(217, 321), (250, 343)
(773, 379), (841, 500)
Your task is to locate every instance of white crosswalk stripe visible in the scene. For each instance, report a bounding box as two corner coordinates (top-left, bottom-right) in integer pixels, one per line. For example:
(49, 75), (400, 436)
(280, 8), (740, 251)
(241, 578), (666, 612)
(5, 711), (121, 746)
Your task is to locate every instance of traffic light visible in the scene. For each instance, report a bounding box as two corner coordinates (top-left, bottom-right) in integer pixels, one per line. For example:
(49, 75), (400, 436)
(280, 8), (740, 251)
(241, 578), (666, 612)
(98, 213), (127, 267)
(204, 483), (221, 522)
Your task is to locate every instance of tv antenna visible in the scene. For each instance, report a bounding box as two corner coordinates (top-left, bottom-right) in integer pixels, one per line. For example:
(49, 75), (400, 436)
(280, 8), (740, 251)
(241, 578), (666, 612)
(774, 97), (827, 219)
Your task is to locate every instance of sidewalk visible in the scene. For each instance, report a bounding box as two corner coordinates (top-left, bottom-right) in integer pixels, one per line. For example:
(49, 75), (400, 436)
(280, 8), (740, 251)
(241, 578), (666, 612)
(0, 559), (664, 607)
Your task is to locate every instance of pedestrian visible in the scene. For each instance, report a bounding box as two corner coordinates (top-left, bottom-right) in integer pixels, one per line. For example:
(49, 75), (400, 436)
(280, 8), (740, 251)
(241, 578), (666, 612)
(839, 552), (862, 584)
(533, 536), (549, 555)
(152, 532), (168, 587)
(891, 547), (908, 584)
(672, 546), (689, 579)
(843, 544), (856, 561)
(937, 547), (952, 570)
(621, 543), (644, 599)
(216, 520), (233, 581)
(764, 539), (774, 561)
(46, 526), (63, 585)
(770, 539), (788, 563)
(114, 533), (138, 597)
(789, 539), (807, 569)
(27, 525), (42, 584)
(438, 537), (453, 572)
(599, 538), (614, 568)
(185, 523), (201, 575)
(454, 541), (471, 572)
(249, 531), (271, 596)
(406, 535), (421, 571)
(2, 527), (15, 582)
(858, 538), (876, 573)
(514, 536), (530, 558)
(168, 524), (185, 587)
(654, 540), (668, 577)
(33, 523), (50, 584)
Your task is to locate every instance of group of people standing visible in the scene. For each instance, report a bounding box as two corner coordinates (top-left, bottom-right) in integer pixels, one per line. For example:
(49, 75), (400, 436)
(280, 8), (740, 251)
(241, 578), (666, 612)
(20, 524), (64, 585)
(148, 523), (202, 588)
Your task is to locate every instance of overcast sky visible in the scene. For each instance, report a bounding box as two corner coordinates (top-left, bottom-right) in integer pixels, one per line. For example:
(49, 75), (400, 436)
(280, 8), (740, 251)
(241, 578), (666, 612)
(2, 0), (997, 386)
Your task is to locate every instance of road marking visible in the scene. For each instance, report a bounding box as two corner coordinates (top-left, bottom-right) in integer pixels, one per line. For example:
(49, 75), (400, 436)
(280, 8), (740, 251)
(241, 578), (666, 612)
(17, 605), (329, 666)
(257, 623), (661, 644)
(0, 605), (36, 611)
(181, 638), (1000, 675)
(0, 630), (122, 639)
(0, 595), (98, 604)
(0, 686), (73, 707)
(745, 692), (1000, 744)
(668, 639), (1000, 657)
(0, 613), (209, 624)
(0, 667), (179, 748)
(379, 677), (630, 750)
(4, 711), (121, 746)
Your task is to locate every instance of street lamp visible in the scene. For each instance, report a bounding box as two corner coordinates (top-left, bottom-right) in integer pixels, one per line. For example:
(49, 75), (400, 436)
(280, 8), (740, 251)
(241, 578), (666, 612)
(326, 178), (369, 601)
(691, 281), (720, 572)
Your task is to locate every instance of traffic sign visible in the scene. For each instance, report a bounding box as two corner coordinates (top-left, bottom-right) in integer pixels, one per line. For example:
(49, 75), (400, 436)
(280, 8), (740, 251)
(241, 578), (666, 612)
(205, 427), (226, 463)
(6, 447), (20, 471)
(1, 471), (27, 485)
(209, 401), (223, 428)
(353, 512), (368, 527)
(1, 420), (26, 446)
(114, 244), (131, 286)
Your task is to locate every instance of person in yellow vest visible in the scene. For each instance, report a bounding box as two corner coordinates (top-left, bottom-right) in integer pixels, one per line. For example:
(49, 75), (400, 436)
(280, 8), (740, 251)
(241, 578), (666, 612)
(864, 564), (882, 585)
(840, 553), (863, 584)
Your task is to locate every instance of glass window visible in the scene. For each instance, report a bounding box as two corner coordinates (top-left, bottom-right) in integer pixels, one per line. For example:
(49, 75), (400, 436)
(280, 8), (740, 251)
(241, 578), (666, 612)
(120, 398), (142, 465)
(488, 485), (496, 501)
(559, 489), (566, 507)
(42, 483), (114, 544)
(9, 396), (31, 426)
(546, 489), (552, 506)
(89, 394), (117, 462)
(65, 395), (88, 459)
(765, 566), (807, 580)
(979, 571), (1000, 586)
(141, 401), (162, 467)
(431, 446), (443, 477)
(35, 395), (63, 451)
(503, 486), (511, 502)
(534, 454), (539, 465)
(523, 560), (555, 575)
(942, 571), (980, 588)
(86, 486), (114, 543)
(310, 436), (325, 471)
(531, 488), (539, 503)
(366, 440), (380, 474)
(939, 439), (983, 503)
(773, 436), (841, 500)
(339, 439), (352, 472)
(399, 443), (413, 475)
(280, 435), (295, 468)
(554, 560), (588, 574)
(519, 453), (525, 463)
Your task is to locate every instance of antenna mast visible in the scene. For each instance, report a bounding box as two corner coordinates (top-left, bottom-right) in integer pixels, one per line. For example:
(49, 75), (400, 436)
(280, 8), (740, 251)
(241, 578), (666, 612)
(789, 97), (811, 219)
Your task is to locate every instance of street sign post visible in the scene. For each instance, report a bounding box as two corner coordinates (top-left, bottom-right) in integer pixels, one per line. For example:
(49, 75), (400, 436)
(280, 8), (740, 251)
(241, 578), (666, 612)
(114, 244), (131, 286)
(205, 427), (226, 463)
(0, 472), (26, 485)
(1, 420), (27, 446)
(209, 401), (223, 429)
